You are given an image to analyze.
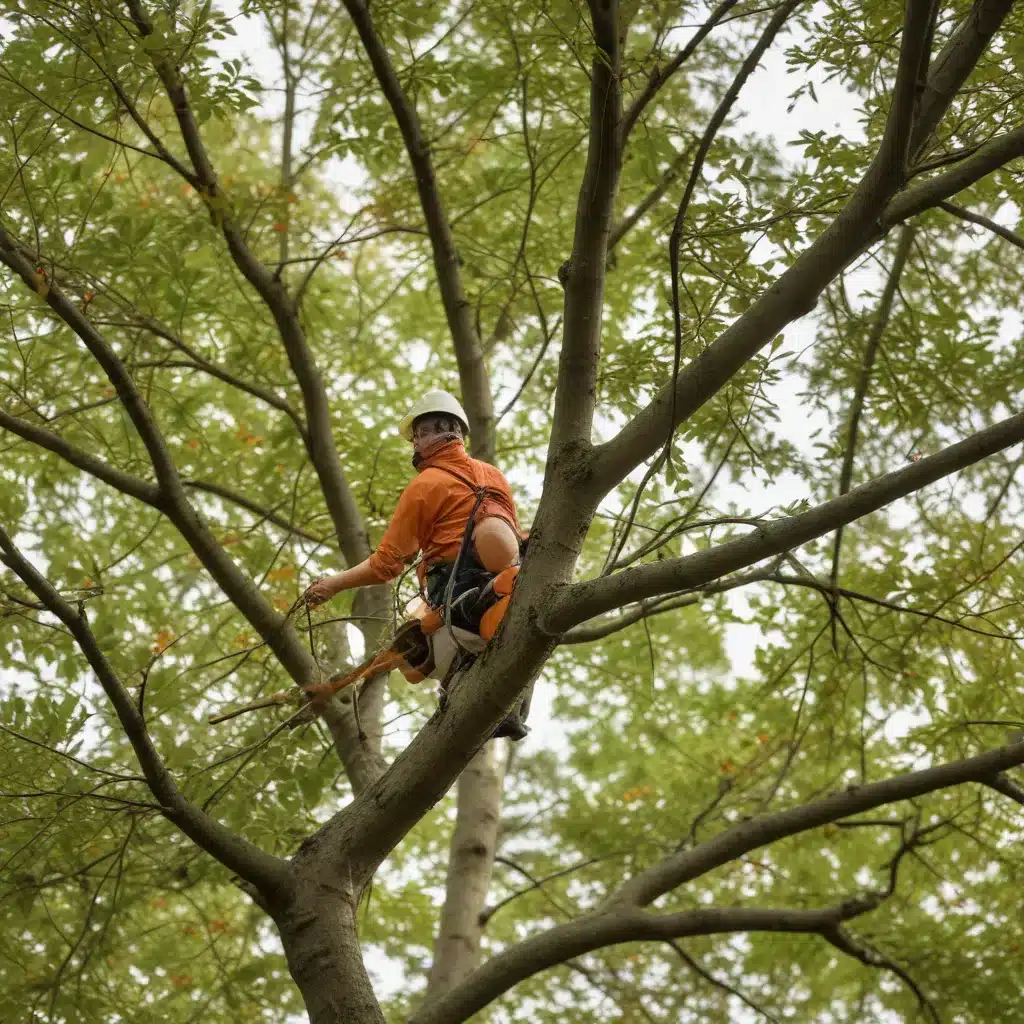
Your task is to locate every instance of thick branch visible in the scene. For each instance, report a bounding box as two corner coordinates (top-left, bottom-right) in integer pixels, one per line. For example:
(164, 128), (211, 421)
(884, 124), (1024, 227)
(341, 0), (494, 458)
(549, 411), (1024, 630)
(909, 0), (1018, 159)
(560, 568), (772, 644)
(550, 0), (622, 449)
(411, 897), (881, 1024)
(611, 737), (1024, 908)
(0, 524), (291, 897)
(426, 746), (504, 997)
(874, 0), (939, 184)
(984, 772), (1024, 807)
(589, 8), (1020, 497)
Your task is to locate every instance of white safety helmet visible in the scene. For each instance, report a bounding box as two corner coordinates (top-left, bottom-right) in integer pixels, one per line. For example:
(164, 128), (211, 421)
(399, 389), (470, 441)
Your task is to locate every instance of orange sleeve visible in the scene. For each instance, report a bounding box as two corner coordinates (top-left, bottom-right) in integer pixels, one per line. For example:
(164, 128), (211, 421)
(366, 479), (427, 582)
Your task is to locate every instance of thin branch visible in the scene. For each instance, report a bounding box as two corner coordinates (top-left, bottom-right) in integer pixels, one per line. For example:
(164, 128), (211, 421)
(665, 0), (800, 468)
(828, 225), (915, 634)
(560, 568), (773, 644)
(0, 524), (291, 897)
(181, 479), (331, 547)
(620, 0), (741, 141)
(769, 572), (1023, 641)
(666, 940), (779, 1022)
(124, 0), (374, 568)
(938, 200), (1024, 251)
(607, 139), (695, 254)
(0, 405), (160, 506)
(0, 725), (143, 783)
(548, 409), (1024, 631)
(822, 925), (940, 1024)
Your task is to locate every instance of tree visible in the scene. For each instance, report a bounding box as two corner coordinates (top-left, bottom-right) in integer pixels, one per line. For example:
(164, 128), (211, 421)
(2, 0), (1023, 1020)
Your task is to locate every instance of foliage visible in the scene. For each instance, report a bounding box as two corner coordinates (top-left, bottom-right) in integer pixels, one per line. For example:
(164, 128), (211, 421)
(1, 0), (1023, 1021)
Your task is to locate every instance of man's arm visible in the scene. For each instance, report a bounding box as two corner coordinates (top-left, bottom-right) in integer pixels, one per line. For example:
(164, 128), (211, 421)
(304, 559), (383, 607)
(305, 479), (426, 607)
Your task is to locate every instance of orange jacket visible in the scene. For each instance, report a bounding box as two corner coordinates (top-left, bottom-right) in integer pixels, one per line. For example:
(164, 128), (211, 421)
(366, 440), (522, 584)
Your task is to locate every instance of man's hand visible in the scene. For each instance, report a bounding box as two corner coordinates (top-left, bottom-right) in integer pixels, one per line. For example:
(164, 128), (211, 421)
(304, 575), (339, 608)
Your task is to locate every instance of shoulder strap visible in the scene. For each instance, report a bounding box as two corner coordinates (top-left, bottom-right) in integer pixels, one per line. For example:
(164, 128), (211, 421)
(428, 463), (500, 502)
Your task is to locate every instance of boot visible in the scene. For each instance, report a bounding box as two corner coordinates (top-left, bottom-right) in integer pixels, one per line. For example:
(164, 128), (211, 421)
(492, 706), (529, 742)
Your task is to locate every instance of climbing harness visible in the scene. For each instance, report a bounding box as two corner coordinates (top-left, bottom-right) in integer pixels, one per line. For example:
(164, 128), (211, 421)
(207, 465), (523, 726)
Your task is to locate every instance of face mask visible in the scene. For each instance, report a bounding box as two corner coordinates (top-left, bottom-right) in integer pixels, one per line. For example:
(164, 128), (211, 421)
(411, 432), (461, 468)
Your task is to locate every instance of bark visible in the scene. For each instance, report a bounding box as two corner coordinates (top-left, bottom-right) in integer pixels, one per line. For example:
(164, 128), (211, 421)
(427, 745), (505, 997)
(276, 881), (386, 1024)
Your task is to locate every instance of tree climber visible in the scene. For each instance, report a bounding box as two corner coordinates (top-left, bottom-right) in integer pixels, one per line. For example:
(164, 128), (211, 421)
(304, 390), (530, 740)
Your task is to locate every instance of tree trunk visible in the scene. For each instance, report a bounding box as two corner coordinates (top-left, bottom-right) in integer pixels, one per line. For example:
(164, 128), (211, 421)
(277, 882), (385, 1024)
(426, 743), (505, 996)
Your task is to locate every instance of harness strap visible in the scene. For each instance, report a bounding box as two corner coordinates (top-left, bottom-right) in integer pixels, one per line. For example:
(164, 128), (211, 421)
(428, 464), (498, 653)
